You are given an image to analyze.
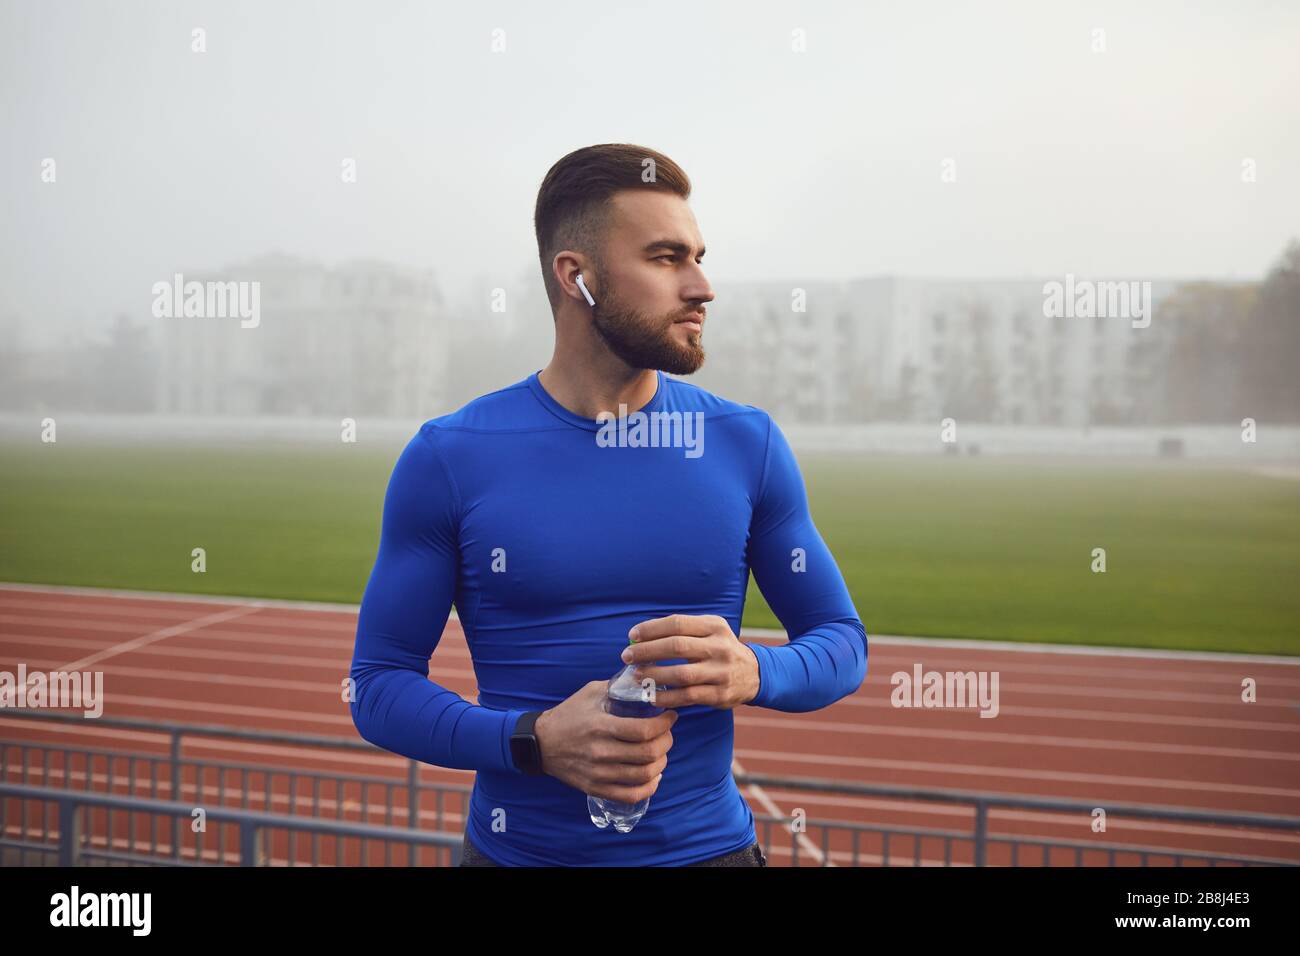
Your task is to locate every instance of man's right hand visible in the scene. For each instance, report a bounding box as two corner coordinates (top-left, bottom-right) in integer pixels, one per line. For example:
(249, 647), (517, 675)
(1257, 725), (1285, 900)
(533, 680), (678, 804)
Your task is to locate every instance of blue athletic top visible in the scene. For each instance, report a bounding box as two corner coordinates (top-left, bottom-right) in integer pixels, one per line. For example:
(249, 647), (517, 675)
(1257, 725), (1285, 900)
(348, 369), (868, 865)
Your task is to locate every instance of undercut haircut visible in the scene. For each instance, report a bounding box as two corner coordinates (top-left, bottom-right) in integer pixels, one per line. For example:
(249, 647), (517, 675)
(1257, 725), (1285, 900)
(534, 144), (692, 314)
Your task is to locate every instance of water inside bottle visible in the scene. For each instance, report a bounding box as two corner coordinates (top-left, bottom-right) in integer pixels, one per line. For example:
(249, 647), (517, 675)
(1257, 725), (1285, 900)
(588, 664), (667, 832)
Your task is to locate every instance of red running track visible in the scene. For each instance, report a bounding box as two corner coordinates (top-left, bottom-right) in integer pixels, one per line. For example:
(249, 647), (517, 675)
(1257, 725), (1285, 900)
(1, 583), (1297, 867)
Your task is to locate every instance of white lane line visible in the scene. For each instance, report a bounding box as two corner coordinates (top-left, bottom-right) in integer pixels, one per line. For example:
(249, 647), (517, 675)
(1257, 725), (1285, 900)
(9, 682), (1290, 769)
(17, 636), (1300, 730)
(859, 653), (1300, 684)
(737, 714), (1300, 762)
(10, 635), (354, 670)
(734, 747), (1300, 800)
(732, 755), (830, 866)
(53, 605), (261, 672)
(2, 629), (358, 655)
(1, 657), (345, 693)
(17, 635), (1299, 737)
(857, 632), (1300, 666)
(0, 606), (356, 634)
(18, 611), (1300, 685)
(26, 692), (356, 727)
(0, 654), (470, 693)
(15, 633), (1300, 712)
(11, 614), (1300, 697)
(836, 697), (1300, 733)
(3, 582), (1297, 664)
(857, 681), (1300, 709)
(829, 683), (1300, 713)
(0, 582), (360, 614)
(8, 653), (1295, 758)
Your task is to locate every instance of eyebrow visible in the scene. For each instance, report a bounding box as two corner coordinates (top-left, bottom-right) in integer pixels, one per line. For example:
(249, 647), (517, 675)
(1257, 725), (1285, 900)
(643, 239), (706, 259)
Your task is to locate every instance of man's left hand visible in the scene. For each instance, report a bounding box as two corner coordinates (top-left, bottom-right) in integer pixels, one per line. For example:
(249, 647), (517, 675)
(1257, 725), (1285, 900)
(621, 614), (761, 710)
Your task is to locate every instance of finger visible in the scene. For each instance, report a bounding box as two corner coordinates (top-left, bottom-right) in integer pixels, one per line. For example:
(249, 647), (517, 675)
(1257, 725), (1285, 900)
(605, 709), (677, 743)
(623, 634), (699, 665)
(601, 738), (665, 765)
(624, 635), (703, 666)
(628, 614), (718, 644)
(651, 684), (714, 709)
(633, 662), (713, 688)
(592, 755), (667, 785)
(590, 777), (662, 805)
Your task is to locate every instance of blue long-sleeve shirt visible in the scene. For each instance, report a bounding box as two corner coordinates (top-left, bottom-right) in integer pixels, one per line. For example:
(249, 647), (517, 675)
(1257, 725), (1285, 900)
(348, 368), (868, 865)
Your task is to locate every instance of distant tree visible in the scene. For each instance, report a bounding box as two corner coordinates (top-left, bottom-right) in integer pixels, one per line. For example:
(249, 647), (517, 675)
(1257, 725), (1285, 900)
(1238, 240), (1300, 423)
(1158, 282), (1255, 423)
(0, 320), (21, 408)
(96, 314), (156, 411)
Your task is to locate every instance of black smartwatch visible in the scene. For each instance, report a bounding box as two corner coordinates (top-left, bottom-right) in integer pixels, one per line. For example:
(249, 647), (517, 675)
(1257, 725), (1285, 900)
(509, 711), (546, 776)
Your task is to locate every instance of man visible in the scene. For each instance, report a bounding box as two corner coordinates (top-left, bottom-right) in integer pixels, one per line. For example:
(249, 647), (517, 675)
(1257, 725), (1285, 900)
(348, 143), (868, 866)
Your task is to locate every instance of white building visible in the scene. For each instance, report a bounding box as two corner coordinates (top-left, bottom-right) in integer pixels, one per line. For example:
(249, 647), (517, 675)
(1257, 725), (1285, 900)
(154, 254), (447, 417)
(698, 276), (1180, 426)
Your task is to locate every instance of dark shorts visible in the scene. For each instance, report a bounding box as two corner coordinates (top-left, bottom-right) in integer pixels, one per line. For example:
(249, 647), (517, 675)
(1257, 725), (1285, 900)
(458, 831), (767, 867)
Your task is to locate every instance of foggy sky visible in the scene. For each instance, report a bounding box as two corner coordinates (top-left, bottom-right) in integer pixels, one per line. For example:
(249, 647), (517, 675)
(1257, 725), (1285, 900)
(2, 0), (1297, 348)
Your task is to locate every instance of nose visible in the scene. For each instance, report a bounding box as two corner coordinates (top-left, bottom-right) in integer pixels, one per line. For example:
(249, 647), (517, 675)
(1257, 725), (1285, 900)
(685, 265), (714, 308)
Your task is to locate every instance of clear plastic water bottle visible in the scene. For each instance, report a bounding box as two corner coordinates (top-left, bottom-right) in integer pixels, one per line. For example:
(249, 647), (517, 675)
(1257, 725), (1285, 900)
(587, 641), (667, 833)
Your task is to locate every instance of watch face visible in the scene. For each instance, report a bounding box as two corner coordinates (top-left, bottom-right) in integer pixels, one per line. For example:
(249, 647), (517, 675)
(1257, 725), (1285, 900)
(512, 734), (539, 772)
(511, 712), (542, 773)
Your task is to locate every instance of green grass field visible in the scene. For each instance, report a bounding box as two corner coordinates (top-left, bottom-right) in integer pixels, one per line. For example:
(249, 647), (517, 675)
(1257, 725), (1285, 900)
(1, 440), (1297, 655)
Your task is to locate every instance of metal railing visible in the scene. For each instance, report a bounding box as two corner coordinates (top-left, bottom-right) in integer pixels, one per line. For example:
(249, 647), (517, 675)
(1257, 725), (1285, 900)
(4, 710), (1299, 867)
(0, 782), (462, 866)
(1, 710), (470, 865)
(733, 772), (1300, 867)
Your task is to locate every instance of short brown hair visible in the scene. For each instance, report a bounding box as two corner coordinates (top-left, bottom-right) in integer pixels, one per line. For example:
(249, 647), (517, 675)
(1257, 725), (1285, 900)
(534, 144), (692, 312)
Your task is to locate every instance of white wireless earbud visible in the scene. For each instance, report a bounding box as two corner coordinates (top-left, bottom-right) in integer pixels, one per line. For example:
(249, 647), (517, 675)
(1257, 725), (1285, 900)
(576, 273), (596, 307)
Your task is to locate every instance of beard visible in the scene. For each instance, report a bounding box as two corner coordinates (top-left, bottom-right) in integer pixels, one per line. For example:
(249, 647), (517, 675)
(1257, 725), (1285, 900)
(589, 276), (706, 375)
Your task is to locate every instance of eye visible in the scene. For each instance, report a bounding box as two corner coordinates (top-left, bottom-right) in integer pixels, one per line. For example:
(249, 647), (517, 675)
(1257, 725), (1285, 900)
(655, 255), (675, 262)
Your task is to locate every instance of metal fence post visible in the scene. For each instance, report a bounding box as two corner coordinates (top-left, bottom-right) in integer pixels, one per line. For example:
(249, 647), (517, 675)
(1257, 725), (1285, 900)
(58, 798), (81, 866)
(170, 730), (182, 859)
(239, 821), (258, 866)
(407, 760), (419, 830)
(974, 800), (988, 867)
